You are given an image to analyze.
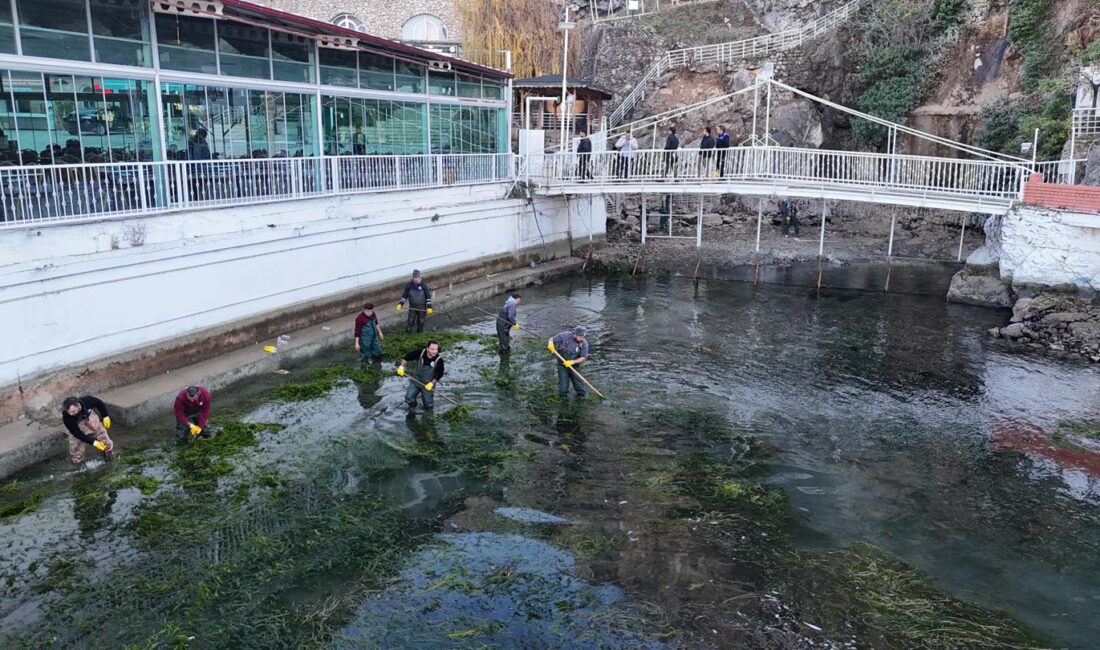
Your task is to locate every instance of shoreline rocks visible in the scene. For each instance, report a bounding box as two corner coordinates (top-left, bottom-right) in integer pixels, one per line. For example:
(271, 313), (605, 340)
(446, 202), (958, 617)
(989, 294), (1100, 362)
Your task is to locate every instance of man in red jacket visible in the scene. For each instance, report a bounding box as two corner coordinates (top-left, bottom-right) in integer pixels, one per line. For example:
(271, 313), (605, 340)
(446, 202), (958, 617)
(174, 385), (212, 441)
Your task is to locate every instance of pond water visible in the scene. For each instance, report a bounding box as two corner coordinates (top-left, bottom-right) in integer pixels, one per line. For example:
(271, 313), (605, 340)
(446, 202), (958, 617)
(2, 265), (1099, 648)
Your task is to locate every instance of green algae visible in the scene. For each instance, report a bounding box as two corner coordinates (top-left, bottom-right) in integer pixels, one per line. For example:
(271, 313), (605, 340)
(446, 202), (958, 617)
(1054, 420), (1100, 441)
(113, 472), (160, 495)
(0, 488), (45, 520)
(171, 420), (285, 489)
(555, 524), (622, 563)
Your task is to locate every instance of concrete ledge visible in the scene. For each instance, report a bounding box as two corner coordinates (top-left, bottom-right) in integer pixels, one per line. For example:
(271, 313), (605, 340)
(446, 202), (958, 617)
(0, 256), (586, 480)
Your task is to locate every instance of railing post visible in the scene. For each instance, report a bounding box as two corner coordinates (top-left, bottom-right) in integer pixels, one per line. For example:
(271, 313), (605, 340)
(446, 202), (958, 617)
(330, 157), (341, 193)
(395, 156), (403, 189)
(436, 155), (444, 186)
(137, 164), (148, 213)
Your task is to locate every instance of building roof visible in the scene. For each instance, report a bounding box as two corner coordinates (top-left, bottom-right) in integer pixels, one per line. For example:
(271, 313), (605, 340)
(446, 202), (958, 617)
(220, 0), (511, 79)
(513, 75), (613, 100)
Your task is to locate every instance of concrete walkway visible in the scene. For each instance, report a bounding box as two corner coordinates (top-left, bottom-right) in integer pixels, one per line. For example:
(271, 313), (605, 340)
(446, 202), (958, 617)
(0, 258), (582, 480)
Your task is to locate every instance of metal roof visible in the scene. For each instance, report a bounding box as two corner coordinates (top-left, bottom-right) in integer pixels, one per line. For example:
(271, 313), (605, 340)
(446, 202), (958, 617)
(513, 75), (612, 99)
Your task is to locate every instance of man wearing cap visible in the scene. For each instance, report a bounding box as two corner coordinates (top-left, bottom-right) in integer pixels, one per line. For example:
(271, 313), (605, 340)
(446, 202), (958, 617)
(61, 395), (115, 463)
(354, 302), (385, 364)
(547, 326), (590, 398)
(398, 270), (433, 333)
(396, 340), (445, 410)
(174, 385), (212, 442)
(496, 292), (522, 354)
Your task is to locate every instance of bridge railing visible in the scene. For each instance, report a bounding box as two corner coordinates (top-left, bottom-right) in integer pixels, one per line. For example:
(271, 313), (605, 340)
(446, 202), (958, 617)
(536, 147), (1028, 201)
(0, 153), (515, 228)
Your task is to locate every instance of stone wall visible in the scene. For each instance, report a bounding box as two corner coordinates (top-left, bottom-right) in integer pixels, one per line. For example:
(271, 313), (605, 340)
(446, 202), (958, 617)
(258, 0), (461, 41)
(1000, 205), (1100, 291)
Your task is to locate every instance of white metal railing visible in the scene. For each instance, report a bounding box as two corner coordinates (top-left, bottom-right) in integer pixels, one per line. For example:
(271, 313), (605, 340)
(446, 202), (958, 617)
(0, 154), (514, 228)
(1072, 108), (1100, 139)
(534, 147), (1028, 202)
(608, 0), (870, 125)
(1032, 159), (1088, 186)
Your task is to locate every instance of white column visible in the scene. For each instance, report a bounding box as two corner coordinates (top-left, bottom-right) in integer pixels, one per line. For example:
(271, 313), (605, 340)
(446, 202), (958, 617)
(696, 196), (703, 248)
(641, 194), (647, 244)
(818, 197), (826, 257)
(755, 200), (763, 253)
(887, 212), (896, 258)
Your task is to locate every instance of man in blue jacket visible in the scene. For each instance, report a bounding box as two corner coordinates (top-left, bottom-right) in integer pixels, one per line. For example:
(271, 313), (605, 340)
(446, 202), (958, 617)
(398, 269), (432, 333)
(496, 292), (522, 353)
(547, 326), (590, 398)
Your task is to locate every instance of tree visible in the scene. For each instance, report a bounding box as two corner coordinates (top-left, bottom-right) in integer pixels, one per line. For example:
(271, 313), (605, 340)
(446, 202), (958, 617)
(456, 0), (582, 76)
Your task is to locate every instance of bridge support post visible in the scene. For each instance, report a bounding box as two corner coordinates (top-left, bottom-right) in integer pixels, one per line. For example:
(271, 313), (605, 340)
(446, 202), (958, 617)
(887, 212), (896, 258)
(696, 196), (703, 248)
(957, 214), (967, 262)
(641, 195), (647, 244)
(818, 197), (827, 257)
(755, 201), (763, 253)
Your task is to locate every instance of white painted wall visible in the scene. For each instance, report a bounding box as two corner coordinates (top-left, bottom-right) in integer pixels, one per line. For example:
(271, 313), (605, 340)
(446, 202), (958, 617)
(0, 184), (605, 385)
(1000, 206), (1100, 289)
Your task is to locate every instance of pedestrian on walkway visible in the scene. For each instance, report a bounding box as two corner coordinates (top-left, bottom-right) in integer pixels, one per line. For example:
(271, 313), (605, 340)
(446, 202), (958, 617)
(576, 131), (593, 180)
(615, 131), (637, 179)
(397, 341), (445, 410)
(547, 326), (590, 398)
(496, 292), (522, 354)
(354, 302), (384, 364)
(698, 126), (716, 177)
(715, 125), (731, 176)
(399, 270), (432, 333)
(61, 395), (115, 463)
(174, 385), (212, 441)
(780, 198), (800, 237)
(663, 127), (680, 177)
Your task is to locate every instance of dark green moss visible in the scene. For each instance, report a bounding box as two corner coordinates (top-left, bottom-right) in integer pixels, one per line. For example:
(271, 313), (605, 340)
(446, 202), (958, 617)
(113, 473), (160, 496)
(0, 489), (46, 520)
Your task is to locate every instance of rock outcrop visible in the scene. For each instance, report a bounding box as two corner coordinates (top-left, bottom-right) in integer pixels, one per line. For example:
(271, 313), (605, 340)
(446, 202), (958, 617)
(947, 264), (1014, 308)
(989, 294), (1100, 361)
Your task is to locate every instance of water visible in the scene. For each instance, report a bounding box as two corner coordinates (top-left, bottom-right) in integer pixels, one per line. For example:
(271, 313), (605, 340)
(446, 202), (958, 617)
(2, 265), (1099, 648)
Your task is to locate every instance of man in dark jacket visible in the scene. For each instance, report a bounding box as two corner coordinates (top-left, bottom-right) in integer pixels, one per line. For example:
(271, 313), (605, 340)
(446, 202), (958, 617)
(663, 127), (680, 177)
(698, 126), (716, 177)
(547, 326), (590, 398)
(397, 341), (445, 410)
(780, 198), (800, 237)
(496, 292), (522, 353)
(715, 125), (731, 176)
(576, 131), (593, 179)
(61, 395), (115, 463)
(174, 385), (212, 441)
(398, 269), (432, 333)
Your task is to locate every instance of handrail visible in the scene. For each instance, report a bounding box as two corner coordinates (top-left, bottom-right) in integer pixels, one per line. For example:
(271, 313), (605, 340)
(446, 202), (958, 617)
(608, 0), (870, 126)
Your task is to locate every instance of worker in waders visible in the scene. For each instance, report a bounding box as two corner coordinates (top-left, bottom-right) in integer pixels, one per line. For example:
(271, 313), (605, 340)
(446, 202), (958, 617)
(396, 340), (445, 410)
(547, 326), (590, 398)
(398, 269), (432, 333)
(354, 302), (384, 364)
(174, 385), (213, 442)
(61, 395), (116, 463)
(780, 198), (800, 237)
(496, 292), (522, 354)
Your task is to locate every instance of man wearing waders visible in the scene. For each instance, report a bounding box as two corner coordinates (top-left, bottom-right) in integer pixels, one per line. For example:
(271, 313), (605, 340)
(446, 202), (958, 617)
(780, 198), (800, 237)
(496, 292), (522, 354)
(354, 302), (384, 364)
(397, 340), (445, 410)
(398, 269), (432, 333)
(548, 326), (589, 398)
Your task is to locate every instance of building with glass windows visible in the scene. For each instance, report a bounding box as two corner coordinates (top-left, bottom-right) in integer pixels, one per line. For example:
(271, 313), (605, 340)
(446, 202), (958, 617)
(0, 0), (509, 169)
(255, 1), (462, 54)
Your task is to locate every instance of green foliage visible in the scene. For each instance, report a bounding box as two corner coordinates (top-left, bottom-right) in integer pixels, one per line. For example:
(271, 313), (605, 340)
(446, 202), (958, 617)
(931, 0), (967, 31)
(1083, 40), (1100, 64)
(976, 84), (1072, 161)
(1008, 0), (1058, 91)
(855, 46), (928, 148)
(975, 95), (1025, 154)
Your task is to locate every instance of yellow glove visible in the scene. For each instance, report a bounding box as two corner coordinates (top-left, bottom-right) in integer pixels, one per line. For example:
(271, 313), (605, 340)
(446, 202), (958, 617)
(547, 340), (556, 353)
(396, 366), (406, 377)
(396, 303), (403, 311)
(93, 440), (107, 451)
(512, 323), (519, 330)
(190, 424), (202, 436)
(424, 382), (434, 392)
(426, 308), (434, 315)
(563, 360), (573, 368)
(102, 416), (111, 429)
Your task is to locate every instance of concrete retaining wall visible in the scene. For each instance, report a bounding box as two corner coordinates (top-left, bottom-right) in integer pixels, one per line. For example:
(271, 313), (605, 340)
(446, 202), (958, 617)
(1000, 205), (1100, 291)
(0, 184), (604, 422)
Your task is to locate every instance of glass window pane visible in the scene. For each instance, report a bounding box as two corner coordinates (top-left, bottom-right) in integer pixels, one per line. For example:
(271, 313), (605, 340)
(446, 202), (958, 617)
(457, 75), (480, 99)
(90, 0), (150, 67)
(248, 89), (269, 157)
(483, 82), (503, 101)
(319, 48), (357, 87)
(156, 14), (217, 74)
(428, 71), (454, 97)
(44, 74), (81, 163)
(184, 84), (212, 160)
(0, 71), (19, 165)
(359, 53), (394, 91)
(395, 62), (424, 94)
(298, 93), (315, 156)
(321, 95), (336, 155)
(10, 71), (51, 164)
(0, 3), (16, 54)
(271, 32), (314, 83)
(349, 97), (366, 154)
(270, 92), (288, 157)
(218, 23), (270, 80)
(18, 0), (91, 61)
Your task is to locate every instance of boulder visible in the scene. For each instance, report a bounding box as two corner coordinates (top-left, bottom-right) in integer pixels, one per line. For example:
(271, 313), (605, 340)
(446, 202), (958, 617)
(1001, 323), (1027, 338)
(1070, 321), (1100, 339)
(1042, 312), (1092, 324)
(947, 266), (1014, 308)
(1083, 147), (1100, 187)
(703, 213), (725, 228)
